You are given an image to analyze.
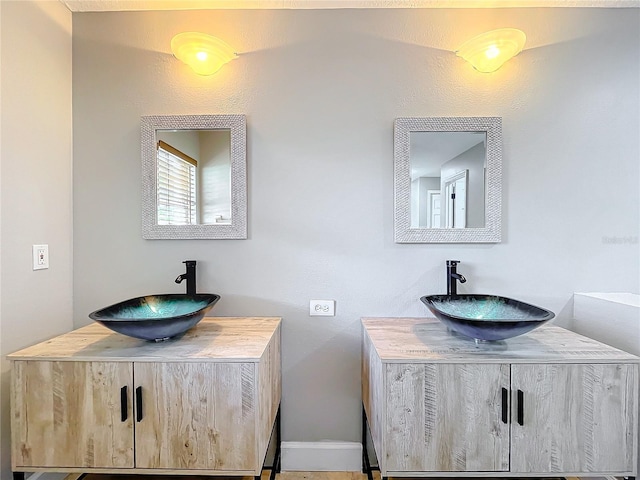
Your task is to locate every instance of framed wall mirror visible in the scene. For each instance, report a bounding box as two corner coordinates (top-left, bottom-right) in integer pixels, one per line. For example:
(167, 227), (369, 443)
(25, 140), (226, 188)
(394, 117), (502, 243)
(141, 114), (247, 239)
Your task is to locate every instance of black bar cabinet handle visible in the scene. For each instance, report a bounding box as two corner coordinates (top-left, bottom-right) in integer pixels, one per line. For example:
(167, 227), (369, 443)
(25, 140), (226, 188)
(517, 389), (524, 426)
(135, 386), (143, 422)
(501, 387), (508, 424)
(120, 386), (128, 422)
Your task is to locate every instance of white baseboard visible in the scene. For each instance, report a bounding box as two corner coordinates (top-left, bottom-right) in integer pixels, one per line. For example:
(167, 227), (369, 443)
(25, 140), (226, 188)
(281, 441), (362, 472)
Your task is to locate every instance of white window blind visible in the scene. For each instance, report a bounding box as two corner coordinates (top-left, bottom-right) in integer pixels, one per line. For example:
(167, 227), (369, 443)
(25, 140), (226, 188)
(157, 141), (197, 225)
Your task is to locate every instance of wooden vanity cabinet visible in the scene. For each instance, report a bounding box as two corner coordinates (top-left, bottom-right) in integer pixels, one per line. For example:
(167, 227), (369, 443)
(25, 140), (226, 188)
(12, 360), (135, 469)
(510, 363), (637, 474)
(382, 362), (511, 472)
(10, 317), (281, 476)
(362, 318), (639, 478)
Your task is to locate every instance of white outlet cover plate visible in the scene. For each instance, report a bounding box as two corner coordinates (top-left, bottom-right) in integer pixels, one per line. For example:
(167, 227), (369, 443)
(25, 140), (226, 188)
(310, 300), (335, 316)
(33, 244), (49, 270)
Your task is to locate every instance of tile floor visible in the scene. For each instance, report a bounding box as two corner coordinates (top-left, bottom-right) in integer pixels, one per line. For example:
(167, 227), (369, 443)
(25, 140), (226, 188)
(81, 473), (366, 480)
(80, 473), (573, 480)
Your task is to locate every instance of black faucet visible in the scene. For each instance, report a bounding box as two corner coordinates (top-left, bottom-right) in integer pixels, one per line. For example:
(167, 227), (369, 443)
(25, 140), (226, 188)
(446, 260), (467, 296)
(175, 260), (197, 296)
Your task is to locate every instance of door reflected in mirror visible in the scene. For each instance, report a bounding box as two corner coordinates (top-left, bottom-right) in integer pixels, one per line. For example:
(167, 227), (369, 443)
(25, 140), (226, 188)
(156, 129), (231, 225)
(410, 131), (486, 229)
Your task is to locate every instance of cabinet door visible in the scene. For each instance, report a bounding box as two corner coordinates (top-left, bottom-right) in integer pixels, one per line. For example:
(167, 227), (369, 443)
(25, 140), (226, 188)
(385, 363), (510, 472)
(511, 363), (638, 474)
(11, 360), (134, 468)
(134, 362), (257, 470)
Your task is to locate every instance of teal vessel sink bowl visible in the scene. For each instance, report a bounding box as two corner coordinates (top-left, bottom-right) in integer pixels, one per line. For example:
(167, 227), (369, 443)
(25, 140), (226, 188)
(89, 294), (220, 341)
(421, 294), (555, 341)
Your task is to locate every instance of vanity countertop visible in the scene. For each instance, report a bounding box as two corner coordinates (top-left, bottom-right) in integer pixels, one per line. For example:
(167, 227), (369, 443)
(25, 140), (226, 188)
(8, 317), (281, 362)
(362, 317), (639, 364)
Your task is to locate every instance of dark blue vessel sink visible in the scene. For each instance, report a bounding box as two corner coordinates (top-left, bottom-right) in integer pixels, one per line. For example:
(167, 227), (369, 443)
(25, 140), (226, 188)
(89, 293), (220, 341)
(420, 294), (555, 341)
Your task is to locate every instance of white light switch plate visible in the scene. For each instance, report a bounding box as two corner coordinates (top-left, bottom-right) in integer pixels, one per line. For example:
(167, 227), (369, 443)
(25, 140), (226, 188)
(310, 300), (335, 316)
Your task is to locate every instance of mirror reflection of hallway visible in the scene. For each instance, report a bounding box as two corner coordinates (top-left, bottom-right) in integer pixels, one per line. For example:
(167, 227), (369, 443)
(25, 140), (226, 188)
(410, 131), (485, 229)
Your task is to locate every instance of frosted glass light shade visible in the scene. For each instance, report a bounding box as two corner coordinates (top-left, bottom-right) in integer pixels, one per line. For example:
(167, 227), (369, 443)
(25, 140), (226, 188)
(456, 28), (526, 73)
(171, 32), (237, 76)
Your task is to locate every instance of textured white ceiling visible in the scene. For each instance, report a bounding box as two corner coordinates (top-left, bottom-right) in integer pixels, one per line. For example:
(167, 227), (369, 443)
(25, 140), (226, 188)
(60, 0), (640, 12)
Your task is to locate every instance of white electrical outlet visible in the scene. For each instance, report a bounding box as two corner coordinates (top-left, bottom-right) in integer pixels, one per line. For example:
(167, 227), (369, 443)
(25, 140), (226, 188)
(310, 300), (335, 316)
(32, 244), (49, 270)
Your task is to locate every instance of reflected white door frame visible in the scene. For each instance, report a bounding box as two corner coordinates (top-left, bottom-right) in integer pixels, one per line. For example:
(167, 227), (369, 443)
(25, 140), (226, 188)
(426, 190), (441, 228)
(444, 170), (468, 229)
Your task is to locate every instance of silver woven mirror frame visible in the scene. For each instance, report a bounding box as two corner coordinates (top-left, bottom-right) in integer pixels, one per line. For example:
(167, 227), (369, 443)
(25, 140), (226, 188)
(141, 114), (247, 240)
(394, 117), (502, 243)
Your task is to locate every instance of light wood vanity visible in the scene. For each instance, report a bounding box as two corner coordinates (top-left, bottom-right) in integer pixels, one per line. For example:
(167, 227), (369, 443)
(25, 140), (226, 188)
(9, 317), (281, 479)
(361, 317), (639, 479)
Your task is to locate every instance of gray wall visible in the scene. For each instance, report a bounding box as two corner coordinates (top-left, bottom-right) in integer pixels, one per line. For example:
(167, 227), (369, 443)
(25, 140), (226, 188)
(157, 129), (200, 159)
(441, 142), (486, 228)
(72, 8), (639, 447)
(199, 130), (232, 223)
(0, 1), (73, 477)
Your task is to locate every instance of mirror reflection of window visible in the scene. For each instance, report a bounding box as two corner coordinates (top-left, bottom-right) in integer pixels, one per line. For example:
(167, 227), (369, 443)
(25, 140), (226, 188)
(156, 129), (232, 225)
(157, 141), (197, 225)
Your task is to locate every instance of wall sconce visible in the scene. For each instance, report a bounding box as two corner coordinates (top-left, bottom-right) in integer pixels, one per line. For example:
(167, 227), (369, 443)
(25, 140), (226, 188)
(171, 32), (237, 76)
(456, 28), (526, 73)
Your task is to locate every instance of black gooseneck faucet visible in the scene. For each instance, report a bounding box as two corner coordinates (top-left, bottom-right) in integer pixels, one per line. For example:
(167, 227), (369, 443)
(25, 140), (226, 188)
(175, 260), (197, 296)
(446, 260), (467, 296)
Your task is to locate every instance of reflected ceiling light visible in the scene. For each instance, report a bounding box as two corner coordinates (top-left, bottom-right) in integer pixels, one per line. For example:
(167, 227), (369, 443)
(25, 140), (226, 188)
(171, 32), (237, 76)
(456, 28), (526, 73)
